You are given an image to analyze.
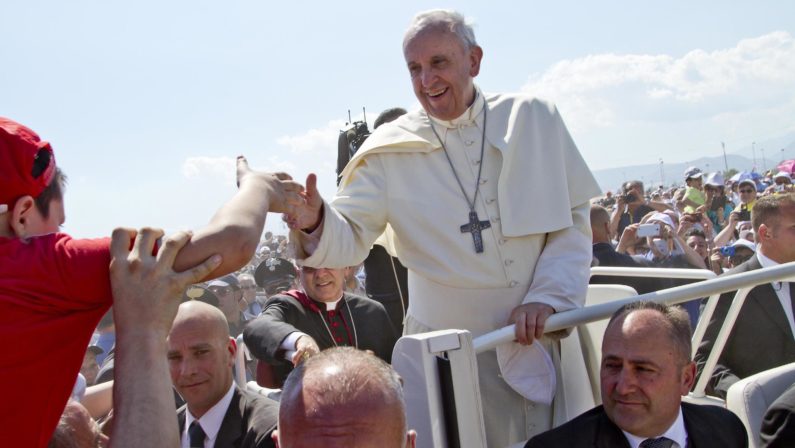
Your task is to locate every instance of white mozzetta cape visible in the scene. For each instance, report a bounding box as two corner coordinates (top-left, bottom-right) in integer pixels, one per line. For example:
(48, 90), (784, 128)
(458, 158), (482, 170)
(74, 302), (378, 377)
(298, 90), (601, 336)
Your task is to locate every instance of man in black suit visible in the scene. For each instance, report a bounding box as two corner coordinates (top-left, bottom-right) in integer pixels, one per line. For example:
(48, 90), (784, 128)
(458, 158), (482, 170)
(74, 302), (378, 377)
(243, 264), (397, 387)
(168, 301), (278, 448)
(589, 204), (662, 294)
(526, 301), (747, 447)
(695, 194), (795, 399)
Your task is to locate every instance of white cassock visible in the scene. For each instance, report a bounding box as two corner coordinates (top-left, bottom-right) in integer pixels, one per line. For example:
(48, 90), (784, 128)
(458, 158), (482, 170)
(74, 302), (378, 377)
(294, 88), (601, 446)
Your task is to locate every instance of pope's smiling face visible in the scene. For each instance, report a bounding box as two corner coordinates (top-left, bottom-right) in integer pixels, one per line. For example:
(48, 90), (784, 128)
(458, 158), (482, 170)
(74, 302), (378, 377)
(300, 266), (345, 303)
(404, 27), (482, 121)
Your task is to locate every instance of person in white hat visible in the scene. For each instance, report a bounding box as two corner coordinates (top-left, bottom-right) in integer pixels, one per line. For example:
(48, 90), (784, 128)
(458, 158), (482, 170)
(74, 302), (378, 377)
(764, 171), (793, 195)
(680, 167), (705, 213)
(703, 172), (734, 232)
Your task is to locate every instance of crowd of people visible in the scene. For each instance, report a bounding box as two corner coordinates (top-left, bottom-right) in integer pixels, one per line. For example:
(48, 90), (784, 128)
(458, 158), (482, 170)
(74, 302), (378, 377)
(2, 7), (795, 448)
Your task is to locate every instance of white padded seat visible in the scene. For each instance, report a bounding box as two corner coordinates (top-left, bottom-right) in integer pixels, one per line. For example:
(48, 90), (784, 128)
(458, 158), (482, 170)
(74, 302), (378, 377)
(725, 362), (795, 448)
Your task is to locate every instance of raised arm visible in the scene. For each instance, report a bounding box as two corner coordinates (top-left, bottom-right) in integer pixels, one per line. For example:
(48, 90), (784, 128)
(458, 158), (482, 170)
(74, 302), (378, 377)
(109, 228), (222, 448)
(171, 156), (305, 279)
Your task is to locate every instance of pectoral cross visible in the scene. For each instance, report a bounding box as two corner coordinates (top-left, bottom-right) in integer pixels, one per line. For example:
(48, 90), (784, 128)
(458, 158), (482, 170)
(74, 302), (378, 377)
(460, 210), (491, 253)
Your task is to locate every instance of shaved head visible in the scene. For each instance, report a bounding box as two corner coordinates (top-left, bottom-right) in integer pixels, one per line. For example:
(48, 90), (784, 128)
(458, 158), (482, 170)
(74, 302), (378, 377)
(590, 204), (610, 228)
(167, 300), (235, 418)
(276, 347), (414, 448)
(590, 204), (611, 242)
(171, 300), (229, 342)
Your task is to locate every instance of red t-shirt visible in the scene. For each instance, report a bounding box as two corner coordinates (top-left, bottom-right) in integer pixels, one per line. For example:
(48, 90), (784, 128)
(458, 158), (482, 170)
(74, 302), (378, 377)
(0, 233), (112, 448)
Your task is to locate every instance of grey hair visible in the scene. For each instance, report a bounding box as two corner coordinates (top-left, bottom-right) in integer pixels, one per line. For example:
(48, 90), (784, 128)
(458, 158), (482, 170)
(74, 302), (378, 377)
(403, 9), (477, 51)
(237, 273), (255, 283)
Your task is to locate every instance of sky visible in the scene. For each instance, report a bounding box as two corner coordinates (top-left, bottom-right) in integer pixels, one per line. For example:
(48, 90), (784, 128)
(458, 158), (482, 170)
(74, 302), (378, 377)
(3, 1), (794, 238)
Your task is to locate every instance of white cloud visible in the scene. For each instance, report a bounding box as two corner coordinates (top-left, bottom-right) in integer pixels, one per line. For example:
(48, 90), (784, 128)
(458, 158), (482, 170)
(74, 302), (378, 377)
(268, 113), (381, 199)
(182, 156), (237, 182)
(276, 121), (344, 155)
(178, 114), (382, 205)
(522, 31), (795, 133)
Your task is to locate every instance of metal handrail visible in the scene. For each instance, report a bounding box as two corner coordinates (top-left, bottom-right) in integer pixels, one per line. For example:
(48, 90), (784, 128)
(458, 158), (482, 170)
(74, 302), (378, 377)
(473, 263), (795, 374)
(590, 266), (716, 280)
(588, 266), (719, 357)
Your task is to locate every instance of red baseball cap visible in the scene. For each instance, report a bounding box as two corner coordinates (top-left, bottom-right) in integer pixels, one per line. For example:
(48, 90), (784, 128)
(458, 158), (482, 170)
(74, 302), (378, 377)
(0, 117), (56, 214)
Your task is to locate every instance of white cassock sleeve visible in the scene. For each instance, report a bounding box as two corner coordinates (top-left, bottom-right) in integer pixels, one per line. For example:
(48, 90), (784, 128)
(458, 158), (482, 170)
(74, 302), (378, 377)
(521, 200), (592, 312)
(293, 156), (389, 268)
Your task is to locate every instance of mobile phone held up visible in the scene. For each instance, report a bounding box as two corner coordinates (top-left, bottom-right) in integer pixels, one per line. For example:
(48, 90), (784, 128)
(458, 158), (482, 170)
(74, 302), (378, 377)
(637, 223), (661, 238)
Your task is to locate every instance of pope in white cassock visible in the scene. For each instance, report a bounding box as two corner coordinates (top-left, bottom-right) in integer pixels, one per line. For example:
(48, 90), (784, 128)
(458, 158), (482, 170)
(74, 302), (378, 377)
(284, 9), (601, 447)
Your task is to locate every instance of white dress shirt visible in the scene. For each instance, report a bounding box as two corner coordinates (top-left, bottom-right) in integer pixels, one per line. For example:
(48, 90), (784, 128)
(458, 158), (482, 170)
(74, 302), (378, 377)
(622, 406), (688, 448)
(756, 249), (795, 338)
(181, 383), (236, 448)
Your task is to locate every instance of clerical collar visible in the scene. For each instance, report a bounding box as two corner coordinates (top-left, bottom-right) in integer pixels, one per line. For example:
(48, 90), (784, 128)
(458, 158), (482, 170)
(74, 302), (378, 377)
(313, 294), (344, 311)
(184, 383), (235, 447)
(621, 406), (687, 448)
(428, 86), (485, 129)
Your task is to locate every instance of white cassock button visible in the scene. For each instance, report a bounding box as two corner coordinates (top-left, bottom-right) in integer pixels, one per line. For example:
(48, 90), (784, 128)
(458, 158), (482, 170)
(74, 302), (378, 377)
(486, 198), (495, 204)
(473, 159), (481, 165)
(509, 281), (518, 287)
(465, 140), (474, 146)
(480, 179), (487, 185)
(499, 238), (506, 245)
(504, 259), (514, 266)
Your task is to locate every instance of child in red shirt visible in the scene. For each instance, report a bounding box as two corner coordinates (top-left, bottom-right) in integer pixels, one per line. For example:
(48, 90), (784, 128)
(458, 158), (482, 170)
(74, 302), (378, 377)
(0, 117), (300, 447)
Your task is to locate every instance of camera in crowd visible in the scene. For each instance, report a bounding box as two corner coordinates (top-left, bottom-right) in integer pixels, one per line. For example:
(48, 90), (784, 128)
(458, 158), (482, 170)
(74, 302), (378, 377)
(737, 208), (751, 222)
(719, 246), (736, 257)
(621, 193), (637, 203)
(636, 223), (661, 238)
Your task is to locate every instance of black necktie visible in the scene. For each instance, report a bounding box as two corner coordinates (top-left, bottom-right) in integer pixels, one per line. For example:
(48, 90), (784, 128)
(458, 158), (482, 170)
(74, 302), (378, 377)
(639, 437), (674, 448)
(189, 421), (206, 448)
(789, 282), (795, 330)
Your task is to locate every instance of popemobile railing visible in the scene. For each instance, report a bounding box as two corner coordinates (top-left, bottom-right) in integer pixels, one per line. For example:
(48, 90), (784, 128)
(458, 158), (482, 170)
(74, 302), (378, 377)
(241, 262), (795, 448)
(474, 262), (795, 399)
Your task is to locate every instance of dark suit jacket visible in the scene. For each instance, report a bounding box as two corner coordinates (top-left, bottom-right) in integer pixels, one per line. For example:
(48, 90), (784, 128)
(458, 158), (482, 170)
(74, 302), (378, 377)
(590, 242), (665, 295)
(761, 381), (795, 448)
(695, 257), (795, 398)
(177, 386), (278, 448)
(243, 292), (398, 384)
(525, 403), (747, 448)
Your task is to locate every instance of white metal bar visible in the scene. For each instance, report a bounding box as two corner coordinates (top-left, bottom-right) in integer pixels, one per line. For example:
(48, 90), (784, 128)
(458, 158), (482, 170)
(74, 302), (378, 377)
(690, 287), (752, 397)
(235, 334), (247, 386)
(474, 262), (795, 354)
(590, 266), (716, 280)
(590, 266), (720, 356)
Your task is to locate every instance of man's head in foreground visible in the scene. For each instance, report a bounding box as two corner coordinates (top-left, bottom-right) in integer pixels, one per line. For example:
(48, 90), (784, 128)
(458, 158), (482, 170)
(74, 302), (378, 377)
(48, 400), (109, 448)
(274, 347), (416, 448)
(167, 301), (235, 418)
(600, 301), (695, 438)
(0, 117), (66, 239)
